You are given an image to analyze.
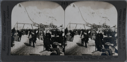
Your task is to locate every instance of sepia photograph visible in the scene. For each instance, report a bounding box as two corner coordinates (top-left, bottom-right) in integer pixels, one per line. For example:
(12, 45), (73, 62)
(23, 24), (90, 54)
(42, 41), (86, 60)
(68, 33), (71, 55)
(11, 1), (118, 56)
(65, 1), (118, 56)
(11, 1), (65, 56)
(1, 0), (127, 61)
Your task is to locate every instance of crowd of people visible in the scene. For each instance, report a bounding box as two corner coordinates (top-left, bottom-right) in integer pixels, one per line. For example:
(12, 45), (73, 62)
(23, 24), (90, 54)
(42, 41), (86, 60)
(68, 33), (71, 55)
(11, 27), (118, 56)
(11, 28), (65, 55)
(64, 28), (118, 56)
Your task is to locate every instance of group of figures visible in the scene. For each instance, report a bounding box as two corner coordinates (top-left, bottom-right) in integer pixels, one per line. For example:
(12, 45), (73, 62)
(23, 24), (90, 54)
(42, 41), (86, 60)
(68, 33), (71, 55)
(11, 27), (118, 56)
(11, 27), (66, 55)
(39, 28), (66, 55)
(11, 28), (37, 47)
(65, 28), (118, 56)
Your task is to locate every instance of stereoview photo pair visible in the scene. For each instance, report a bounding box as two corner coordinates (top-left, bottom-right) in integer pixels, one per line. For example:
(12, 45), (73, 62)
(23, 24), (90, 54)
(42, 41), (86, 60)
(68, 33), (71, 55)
(1, 1), (126, 62)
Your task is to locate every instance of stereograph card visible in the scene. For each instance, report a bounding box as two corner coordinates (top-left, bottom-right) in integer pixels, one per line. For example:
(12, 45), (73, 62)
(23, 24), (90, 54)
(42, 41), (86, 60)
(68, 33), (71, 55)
(0, 0), (126, 62)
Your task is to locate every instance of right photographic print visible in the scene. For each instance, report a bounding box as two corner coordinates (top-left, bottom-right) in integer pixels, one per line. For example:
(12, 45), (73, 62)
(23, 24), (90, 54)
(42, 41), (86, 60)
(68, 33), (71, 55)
(64, 1), (118, 56)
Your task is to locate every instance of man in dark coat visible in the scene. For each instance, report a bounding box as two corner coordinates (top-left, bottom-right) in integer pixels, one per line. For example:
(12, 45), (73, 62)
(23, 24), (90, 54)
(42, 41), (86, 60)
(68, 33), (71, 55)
(95, 31), (103, 51)
(26, 30), (28, 35)
(65, 28), (68, 35)
(44, 30), (51, 51)
(32, 30), (37, 47)
(27, 30), (36, 47)
(71, 30), (75, 38)
(28, 30), (32, 46)
(18, 30), (22, 41)
(81, 32), (89, 47)
(12, 28), (16, 33)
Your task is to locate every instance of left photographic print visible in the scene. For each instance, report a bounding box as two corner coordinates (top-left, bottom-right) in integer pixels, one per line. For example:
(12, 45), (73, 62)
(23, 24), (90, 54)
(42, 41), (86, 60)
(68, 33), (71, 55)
(11, 1), (65, 56)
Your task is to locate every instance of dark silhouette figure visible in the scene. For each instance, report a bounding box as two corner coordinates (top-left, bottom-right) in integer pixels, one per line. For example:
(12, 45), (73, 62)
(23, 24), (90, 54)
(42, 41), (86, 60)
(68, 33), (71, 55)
(28, 30), (32, 46)
(32, 30), (37, 47)
(17, 30), (22, 41)
(81, 32), (89, 47)
(65, 28), (68, 35)
(44, 32), (51, 51)
(95, 32), (103, 51)
(11, 28), (16, 47)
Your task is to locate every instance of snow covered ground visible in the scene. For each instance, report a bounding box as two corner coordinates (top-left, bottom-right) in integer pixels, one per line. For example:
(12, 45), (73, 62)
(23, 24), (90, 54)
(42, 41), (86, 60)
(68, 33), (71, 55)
(11, 35), (64, 55)
(11, 35), (47, 55)
(65, 35), (96, 55)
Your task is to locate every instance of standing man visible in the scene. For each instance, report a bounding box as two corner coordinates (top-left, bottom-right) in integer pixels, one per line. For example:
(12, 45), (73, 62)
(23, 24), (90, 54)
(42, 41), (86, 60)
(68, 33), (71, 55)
(44, 30), (51, 51)
(28, 30), (35, 47)
(65, 28), (68, 36)
(32, 30), (38, 46)
(81, 32), (89, 47)
(28, 30), (32, 46)
(28, 30), (36, 47)
(32, 30), (36, 47)
(18, 30), (22, 41)
(95, 31), (103, 51)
